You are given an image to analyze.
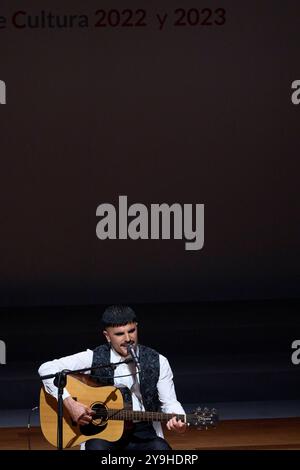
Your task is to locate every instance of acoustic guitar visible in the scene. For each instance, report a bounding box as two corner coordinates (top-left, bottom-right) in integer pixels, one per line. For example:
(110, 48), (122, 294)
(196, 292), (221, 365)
(40, 374), (218, 448)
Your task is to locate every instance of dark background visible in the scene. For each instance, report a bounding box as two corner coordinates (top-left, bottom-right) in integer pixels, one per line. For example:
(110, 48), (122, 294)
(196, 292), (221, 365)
(0, 1), (299, 412)
(0, 0), (299, 306)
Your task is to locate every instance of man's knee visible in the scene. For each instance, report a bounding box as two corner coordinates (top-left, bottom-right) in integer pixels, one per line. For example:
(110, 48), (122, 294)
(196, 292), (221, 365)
(150, 437), (172, 451)
(85, 438), (116, 451)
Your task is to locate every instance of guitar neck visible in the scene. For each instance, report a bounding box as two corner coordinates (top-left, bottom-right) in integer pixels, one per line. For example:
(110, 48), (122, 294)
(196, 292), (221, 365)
(106, 409), (186, 423)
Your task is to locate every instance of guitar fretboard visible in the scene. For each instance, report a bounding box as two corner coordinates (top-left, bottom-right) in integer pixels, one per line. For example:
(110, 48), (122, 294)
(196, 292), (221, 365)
(99, 409), (187, 423)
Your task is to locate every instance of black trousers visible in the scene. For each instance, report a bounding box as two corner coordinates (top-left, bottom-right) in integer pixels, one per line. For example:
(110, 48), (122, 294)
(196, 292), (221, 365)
(85, 422), (172, 451)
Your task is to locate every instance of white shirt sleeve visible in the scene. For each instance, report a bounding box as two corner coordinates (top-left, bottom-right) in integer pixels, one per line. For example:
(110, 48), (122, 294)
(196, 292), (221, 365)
(38, 349), (94, 400)
(157, 355), (185, 415)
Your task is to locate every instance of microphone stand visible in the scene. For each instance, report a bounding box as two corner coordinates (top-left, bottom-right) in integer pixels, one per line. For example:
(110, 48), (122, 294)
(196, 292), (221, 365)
(40, 359), (133, 451)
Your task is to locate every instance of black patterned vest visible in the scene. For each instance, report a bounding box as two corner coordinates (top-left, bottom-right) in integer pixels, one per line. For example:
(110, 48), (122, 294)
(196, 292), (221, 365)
(91, 343), (161, 412)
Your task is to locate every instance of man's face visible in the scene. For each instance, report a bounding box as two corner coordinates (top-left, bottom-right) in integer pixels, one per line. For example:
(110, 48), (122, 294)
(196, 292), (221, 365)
(103, 322), (138, 357)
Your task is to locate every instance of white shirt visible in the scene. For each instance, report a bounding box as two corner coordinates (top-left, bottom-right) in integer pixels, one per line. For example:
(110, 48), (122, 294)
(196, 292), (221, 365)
(38, 346), (185, 438)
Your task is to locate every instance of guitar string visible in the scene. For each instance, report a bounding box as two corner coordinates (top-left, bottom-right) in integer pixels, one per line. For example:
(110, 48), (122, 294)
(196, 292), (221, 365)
(91, 409), (187, 422)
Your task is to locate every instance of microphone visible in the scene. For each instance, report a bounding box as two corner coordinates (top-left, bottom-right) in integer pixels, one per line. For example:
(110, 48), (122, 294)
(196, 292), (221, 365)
(127, 343), (141, 373)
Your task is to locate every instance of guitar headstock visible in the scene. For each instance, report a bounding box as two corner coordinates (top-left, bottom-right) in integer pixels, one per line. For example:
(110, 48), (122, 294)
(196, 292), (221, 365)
(188, 407), (218, 430)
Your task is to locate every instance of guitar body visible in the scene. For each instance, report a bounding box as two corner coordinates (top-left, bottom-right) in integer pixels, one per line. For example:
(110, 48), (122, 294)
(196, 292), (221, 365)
(40, 373), (218, 449)
(40, 374), (131, 448)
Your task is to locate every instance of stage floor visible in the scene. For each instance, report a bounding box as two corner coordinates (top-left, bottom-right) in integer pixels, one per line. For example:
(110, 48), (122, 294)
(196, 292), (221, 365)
(0, 418), (300, 450)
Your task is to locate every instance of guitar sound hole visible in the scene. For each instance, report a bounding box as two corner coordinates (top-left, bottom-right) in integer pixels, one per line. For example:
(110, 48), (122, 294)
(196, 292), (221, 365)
(79, 403), (108, 436)
(91, 402), (108, 426)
